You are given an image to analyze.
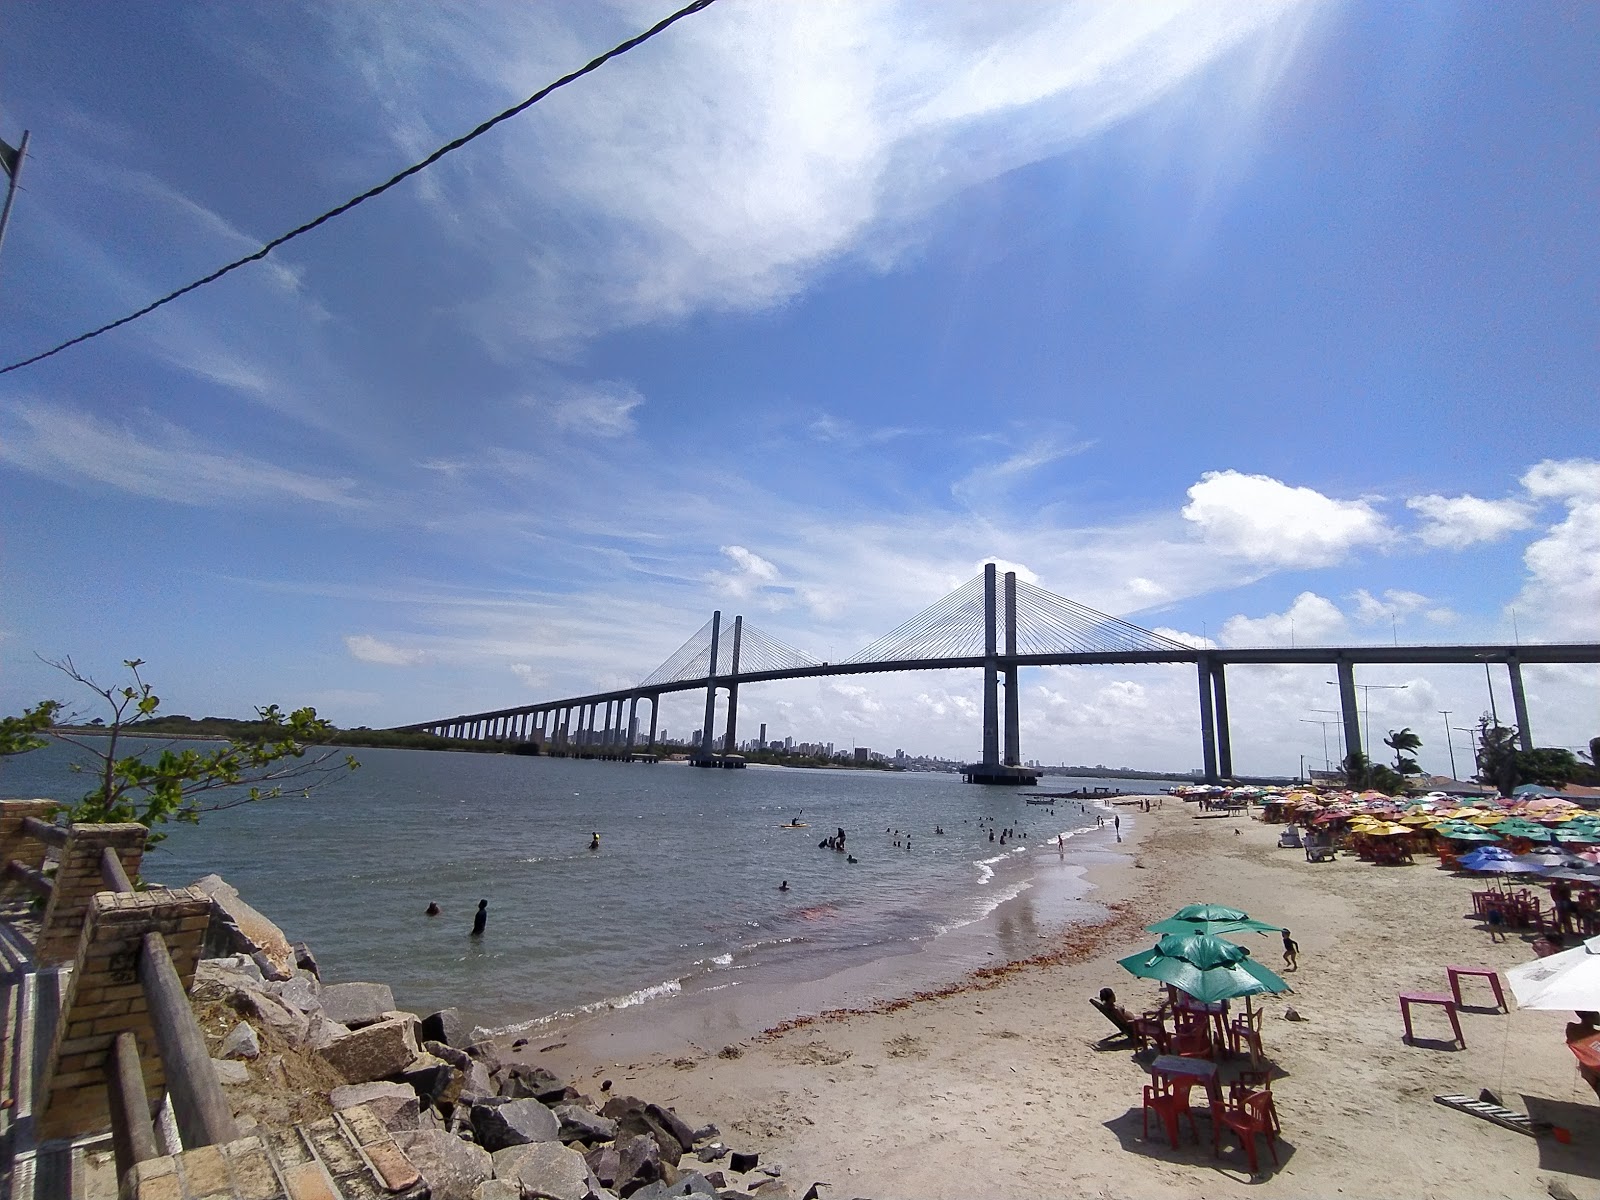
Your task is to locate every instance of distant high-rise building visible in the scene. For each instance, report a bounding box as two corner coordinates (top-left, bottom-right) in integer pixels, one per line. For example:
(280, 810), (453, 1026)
(759, 722), (767, 748)
(854, 747), (870, 764)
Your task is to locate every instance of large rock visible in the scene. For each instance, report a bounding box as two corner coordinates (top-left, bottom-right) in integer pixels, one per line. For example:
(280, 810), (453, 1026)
(219, 1022), (260, 1060)
(504, 1142), (589, 1200)
(270, 975), (322, 1014)
(472, 1098), (560, 1151)
(211, 1058), (250, 1086)
(397, 1130), (492, 1200)
(501, 1064), (570, 1104)
(613, 1133), (662, 1195)
(602, 1097), (683, 1166)
(420, 1008), (468, 1048)
(553, 1104), (617, 1144)
(320, 981), (397, 1029)
(645, 1104), (697, 1154)
(319, 1015), (419, 1084)
(330, 1081), (420, 1131)
(192, 874), (294, 977)
(400, 1054), (460, 1108)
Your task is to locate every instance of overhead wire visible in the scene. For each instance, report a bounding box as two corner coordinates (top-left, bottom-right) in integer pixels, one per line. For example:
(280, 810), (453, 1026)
(0, 0), (721, 377)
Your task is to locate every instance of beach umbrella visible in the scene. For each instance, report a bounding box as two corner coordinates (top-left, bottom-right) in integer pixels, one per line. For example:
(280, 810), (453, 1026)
(1117, 933), (1290, 1005)
(1507, 936), (1600, 1010)
(1437, 826), (1499, 843)
(1544, 866), (1600, 884)
(1146, 903), (1282, 938)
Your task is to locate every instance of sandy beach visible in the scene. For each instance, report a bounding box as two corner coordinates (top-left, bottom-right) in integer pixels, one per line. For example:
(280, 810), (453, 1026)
(518, 796), (1599, 1199)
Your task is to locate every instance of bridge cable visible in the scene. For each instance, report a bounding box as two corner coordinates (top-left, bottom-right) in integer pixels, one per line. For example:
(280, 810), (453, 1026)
(0, 0), (721, 378)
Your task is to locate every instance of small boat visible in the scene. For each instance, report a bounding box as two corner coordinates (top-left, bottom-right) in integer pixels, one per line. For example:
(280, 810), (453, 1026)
(778, 821), (810, 829)
(1025, 798), (1058, 806)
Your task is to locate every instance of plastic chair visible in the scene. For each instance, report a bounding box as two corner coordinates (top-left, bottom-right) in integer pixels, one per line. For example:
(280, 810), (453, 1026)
(1142, 1074), (1202, 1149)
(1215, 1089), (1280, 1173)
(1228, 1006), (1265, 1066)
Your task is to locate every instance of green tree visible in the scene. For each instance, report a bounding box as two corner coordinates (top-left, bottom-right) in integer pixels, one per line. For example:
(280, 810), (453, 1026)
(1473, 716), (1581, 796)
(31, 657), (357, 846)
(1382, 727), (1423, 777)
(0, 699), (62, 759)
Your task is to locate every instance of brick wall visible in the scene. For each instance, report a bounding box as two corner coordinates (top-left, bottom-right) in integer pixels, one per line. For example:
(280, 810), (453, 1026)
(38, 885), (211, 1141)
(0, 798), (62, 887)
(36, 822), (148, 965)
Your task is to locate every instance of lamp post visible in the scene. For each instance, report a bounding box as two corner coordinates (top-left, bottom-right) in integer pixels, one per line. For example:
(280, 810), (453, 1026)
(1300, 718), (1335, 771)
(1309, 708), (1344, 761)
(1438, 710), (1456, 780)
(1455, 726), (1481, 782)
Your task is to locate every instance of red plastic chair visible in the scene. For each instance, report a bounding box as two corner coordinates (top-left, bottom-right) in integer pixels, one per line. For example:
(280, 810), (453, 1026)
(1142, 1075), (1202, 1149)
(1215, 1089), (1280, 1173)
(1227, 1007), (1265, 1066)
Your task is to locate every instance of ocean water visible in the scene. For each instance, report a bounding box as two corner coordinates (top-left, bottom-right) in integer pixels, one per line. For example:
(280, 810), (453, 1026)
(2, 742), (1161, 1035)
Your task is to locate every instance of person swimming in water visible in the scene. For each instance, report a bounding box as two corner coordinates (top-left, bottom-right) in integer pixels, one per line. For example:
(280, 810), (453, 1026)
(779, 880), (790, 891)
(846, 854), (858, 863)
(425, 901), (441, 916)
(589, 832), (601, 851)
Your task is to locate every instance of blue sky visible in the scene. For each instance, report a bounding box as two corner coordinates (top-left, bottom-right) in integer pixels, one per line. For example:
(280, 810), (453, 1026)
(1, 1), (1595, 777)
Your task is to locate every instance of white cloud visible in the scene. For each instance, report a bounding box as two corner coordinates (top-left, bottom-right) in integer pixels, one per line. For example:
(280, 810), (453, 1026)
(344, 635), (428, 666)
(527, 380), (644, 437)
(1182, 470), (1390, 568)
(1406, 493), (1535, 549)
(1350, 588), (1430, 625)
(1219, 592), (1346, 647)
(708, 544), (783, 599)
(1152, 627), (1214, 650)
(342, 1), (1314, 352)
(0, 399), (362, 509)
(1512, 459), (1600, 640)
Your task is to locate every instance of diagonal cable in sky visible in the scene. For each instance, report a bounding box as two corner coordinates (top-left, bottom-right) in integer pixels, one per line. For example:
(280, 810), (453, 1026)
(0, 0), (720, 377)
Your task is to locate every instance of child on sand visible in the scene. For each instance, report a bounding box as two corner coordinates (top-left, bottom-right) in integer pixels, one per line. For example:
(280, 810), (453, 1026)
(1281, 929), (1300, 971)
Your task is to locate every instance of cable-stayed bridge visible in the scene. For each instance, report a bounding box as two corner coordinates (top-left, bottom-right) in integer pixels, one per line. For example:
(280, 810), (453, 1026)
(396, 564), (1600, 784)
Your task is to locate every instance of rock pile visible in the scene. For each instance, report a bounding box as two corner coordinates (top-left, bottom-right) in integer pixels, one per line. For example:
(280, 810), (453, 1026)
(194, 958), (801, 1200)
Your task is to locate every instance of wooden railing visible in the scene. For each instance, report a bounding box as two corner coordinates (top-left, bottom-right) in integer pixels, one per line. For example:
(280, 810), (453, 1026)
(1, 803), (237, 1183)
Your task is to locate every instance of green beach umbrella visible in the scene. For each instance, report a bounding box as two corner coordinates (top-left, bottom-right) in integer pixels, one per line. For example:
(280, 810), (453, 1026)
(1147, 903), (1282, 938)
(1117, 933), (1291, 1005)
(1437, 825), (1499, 842)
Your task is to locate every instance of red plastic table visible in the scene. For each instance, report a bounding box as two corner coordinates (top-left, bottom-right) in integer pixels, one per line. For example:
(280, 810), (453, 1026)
(1446, 965), (1508, 1012)
(1399, 991), (1465, 1047)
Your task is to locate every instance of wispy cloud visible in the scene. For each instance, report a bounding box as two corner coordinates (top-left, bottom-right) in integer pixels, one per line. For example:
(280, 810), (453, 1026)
(0, 399), (363, 509)
(337, 0), (1315, 354)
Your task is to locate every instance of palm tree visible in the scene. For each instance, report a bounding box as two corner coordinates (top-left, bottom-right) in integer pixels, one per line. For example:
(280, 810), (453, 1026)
(1384, 727), (1423, 776)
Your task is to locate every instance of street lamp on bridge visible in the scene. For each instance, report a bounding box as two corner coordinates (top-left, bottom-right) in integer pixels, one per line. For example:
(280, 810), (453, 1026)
(1327, 681), (1408, 759)
(1299, 718), (1336, 771)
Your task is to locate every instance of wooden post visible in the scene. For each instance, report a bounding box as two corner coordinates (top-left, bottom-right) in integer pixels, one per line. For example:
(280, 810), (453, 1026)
(141, 931), (238, 1148)
(108, 1031), (159, 1181)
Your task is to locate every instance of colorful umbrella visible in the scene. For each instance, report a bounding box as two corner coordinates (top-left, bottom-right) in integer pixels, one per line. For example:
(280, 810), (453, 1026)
(1507, 936), (1600, 1010)
(1146, 904), (1283, 938)
(1118, 933), (1290, 1005)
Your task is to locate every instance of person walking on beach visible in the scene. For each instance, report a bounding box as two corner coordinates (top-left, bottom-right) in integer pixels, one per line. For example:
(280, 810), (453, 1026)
(471, 899), (488, 937)
(1281, 928), (1299, 971)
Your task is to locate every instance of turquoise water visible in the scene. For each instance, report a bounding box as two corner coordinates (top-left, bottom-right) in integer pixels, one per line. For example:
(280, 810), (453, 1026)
(2, 742), (1158, 1032)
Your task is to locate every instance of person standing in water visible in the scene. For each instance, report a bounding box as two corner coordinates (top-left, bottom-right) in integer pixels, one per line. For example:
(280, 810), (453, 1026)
(589, 832), (601, 851)
(471, 899), (488, 937)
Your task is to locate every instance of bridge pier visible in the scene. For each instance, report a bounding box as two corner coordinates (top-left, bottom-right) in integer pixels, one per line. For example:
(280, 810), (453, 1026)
(1508, 659), (1533, 750)
(1336, 659), (1362, 764)
(1197, 654), (1218, 784)
(1211, 661), (1232, 779)
(982, 564), (999, 768)
(1003, 571), (1021, 767)
(697, 611), (722, 766)
(647, 693), (659, 752)
(626, 696), (638, 749)
(724, 616), (743, 754)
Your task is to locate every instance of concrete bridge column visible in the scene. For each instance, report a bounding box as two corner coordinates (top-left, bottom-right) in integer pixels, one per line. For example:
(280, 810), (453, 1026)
(724, 616), (743, 754)
(1508, 659), (1533, 750)
(1211, 661), (1233, 779)
(1197, 653), (1218, 785)
(1003, 571), (1020, 767)
(647, 694), (659, 752)
(1336, 659), (1362, 763)
(982, 564), (1000, 768)
(699, 611), (722, 765)
(627, 696), (638, 749)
